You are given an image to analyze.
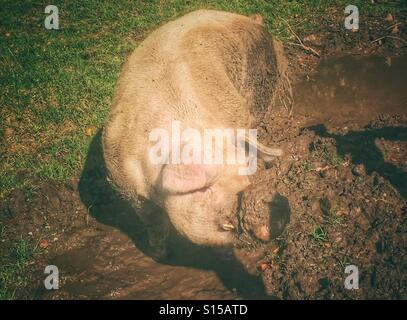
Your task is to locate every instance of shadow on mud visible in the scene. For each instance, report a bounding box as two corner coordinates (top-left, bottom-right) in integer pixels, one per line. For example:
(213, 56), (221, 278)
(78, 130), (271, 299)
(307, 124), (407, 199)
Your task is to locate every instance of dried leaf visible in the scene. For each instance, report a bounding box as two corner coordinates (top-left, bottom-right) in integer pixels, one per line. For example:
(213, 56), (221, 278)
(85, 125), (97, 137)
(39, 239), (49, 249)
(385, 13), (394, 23)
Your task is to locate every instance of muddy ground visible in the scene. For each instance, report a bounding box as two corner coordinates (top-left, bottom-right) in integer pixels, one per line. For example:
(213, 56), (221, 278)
(1, 9), (407, 299)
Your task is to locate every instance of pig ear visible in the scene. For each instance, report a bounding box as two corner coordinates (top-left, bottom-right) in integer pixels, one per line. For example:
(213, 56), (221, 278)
(161, 164), (219, 194)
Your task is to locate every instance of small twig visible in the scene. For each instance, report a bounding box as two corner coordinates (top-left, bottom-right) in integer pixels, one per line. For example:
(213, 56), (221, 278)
(281, 18), (320, 57)
(286, 41), (321, 57)
(312, 165), (331, 173)
(371, 36), (386, 43)
(375, 198), (391, 204)
(386, 35), (407, 44)
(386, 22), (401, 30)
(371, 35), (407, 44)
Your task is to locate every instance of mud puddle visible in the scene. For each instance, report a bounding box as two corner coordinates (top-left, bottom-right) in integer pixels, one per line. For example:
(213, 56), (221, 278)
(35, 223), (268, 299)
(294, 55), (407, 129)
(37, 227), (240, 299)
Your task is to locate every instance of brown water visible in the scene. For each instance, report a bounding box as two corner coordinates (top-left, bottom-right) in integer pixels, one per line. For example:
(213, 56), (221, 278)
(295, 55), (407, 128)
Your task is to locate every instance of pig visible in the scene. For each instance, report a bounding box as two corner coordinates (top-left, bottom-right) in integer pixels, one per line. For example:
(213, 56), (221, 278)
(103, 10), (287, 259)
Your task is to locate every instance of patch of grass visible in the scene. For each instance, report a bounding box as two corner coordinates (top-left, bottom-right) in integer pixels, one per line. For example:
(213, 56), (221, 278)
(0, 207), (12, 219)
(12, 237), (36, 267)
(325, 210), (345, 227)
(335, 256), (351, 272)
(331, 154), (345, 167)
(300, 161), (312, 172)
(310, 142), (330, 160)
(319, 197), (345, 227)
(24, 187), (33, 202)
(0, 236), (37, 300)
(310, 142), (345, 168)
(311, 226), (328, 243)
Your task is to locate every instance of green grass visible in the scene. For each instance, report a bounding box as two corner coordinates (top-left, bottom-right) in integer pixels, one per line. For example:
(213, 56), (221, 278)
(299, 160), (312, 173)
(324, 210), (345, 227)
(335, 256), (351, 272)
(0, 0), (402, 199)
(24, 187), (33, 202)
(310, 142), (346, 168)
(311, 226), (328, 243)
(0, 236), (37, 300)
